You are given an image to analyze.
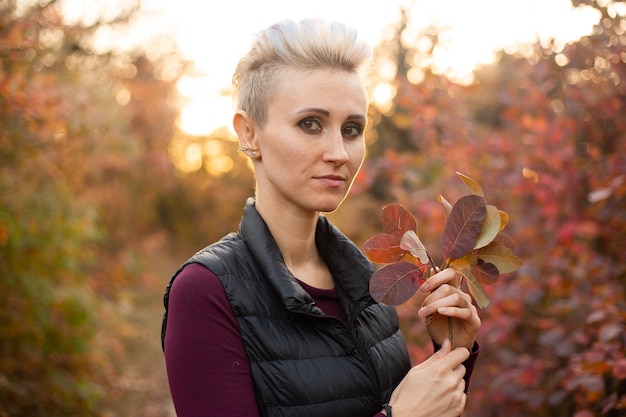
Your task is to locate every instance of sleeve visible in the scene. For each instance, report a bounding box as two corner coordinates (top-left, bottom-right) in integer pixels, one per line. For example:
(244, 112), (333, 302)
(463, 342), (480, 392)
(163, 263), (260, 417)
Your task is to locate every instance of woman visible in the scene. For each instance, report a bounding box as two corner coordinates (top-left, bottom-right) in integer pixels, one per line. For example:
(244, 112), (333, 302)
(162, 18), (480, 417)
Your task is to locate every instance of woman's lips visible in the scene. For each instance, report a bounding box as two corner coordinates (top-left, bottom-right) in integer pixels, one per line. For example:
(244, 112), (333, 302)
(315, 175), (346, 187)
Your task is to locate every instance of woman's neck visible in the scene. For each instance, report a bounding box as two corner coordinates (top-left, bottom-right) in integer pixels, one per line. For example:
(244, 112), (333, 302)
(255, 198), (334, 289)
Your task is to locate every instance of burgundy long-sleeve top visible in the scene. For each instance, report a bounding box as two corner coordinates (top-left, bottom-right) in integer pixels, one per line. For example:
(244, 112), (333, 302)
(164, 262), (478, 417)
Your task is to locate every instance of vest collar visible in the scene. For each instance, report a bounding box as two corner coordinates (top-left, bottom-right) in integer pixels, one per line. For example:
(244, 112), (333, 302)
(238, 198), (375, 320)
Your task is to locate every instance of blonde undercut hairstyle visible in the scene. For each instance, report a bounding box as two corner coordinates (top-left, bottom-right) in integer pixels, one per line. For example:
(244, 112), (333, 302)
(232, 19), (374, 127)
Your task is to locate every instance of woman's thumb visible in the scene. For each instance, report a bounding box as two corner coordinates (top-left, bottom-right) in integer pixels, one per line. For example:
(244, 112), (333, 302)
(415, 338), (452, 370)
(436, 338), (451, 357)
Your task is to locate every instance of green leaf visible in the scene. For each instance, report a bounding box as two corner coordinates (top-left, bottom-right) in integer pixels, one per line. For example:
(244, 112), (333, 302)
(474, 240), (523, 273)
(369, 262), (424, 306)
(474, 205), (502, 249)
(450, 257), (491, 308)
(463, 268), (491, 309)
(442, 194), (486, 261)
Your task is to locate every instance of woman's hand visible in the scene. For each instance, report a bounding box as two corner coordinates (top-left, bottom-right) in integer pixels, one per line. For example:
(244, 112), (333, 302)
(386, 339), (469, 417)
(416, 268), (481, 351)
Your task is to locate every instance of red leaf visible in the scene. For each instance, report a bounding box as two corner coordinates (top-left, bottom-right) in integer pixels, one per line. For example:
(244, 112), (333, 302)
(474, 260), (500, 285)
(381, 204), (417, 237)
(369, 262), (423, 306)
(442, 195), (486, 261)
(362, 233), (406, 264)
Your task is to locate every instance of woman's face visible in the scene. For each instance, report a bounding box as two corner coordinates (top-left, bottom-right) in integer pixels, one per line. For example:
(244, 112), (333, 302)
(252, 67), (367, 214)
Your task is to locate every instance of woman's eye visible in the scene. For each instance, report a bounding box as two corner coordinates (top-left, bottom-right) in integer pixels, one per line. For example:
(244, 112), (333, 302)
(299, 118), (322, 132)
(342, 123), (363, 139)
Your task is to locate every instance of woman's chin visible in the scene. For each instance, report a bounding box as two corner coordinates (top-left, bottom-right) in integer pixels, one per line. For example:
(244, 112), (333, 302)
(317, 197), (348, 214)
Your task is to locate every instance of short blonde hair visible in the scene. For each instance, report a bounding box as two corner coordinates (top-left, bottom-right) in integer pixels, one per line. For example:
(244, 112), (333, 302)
(232, 19), (373, 127)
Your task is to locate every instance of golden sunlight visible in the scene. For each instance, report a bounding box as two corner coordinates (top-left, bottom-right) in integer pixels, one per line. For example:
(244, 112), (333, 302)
(167, 130), (238, 176)
(59, 0), (600, 135)
(167, 0), (599, 133)
(372, 83), (396, 114)
(176, 75), (234, 136)
(202, 140), (233, 176)
(177, 97), (233, 137)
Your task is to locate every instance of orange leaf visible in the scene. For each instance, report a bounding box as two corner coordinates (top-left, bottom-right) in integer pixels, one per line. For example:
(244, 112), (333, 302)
(457, 172), (484, 197)
(363, 233), (406, 264)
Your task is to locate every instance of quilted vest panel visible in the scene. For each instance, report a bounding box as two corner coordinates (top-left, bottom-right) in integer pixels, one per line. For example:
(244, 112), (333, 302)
(162, 200), (411, 417)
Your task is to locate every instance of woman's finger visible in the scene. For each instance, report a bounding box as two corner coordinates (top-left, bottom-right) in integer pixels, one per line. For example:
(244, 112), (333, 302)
(418, 291), (471, 317)
(419, 268), (458, 293)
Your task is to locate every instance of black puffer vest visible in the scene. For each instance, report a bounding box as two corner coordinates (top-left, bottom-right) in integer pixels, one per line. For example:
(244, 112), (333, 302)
(162, 199), (411, 417)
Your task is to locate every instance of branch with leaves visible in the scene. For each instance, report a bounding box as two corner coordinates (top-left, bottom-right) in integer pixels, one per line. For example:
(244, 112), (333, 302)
(363, 172), (523, 312)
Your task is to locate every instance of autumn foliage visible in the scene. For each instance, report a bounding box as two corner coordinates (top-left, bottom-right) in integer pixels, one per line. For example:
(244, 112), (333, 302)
(0, 1), (183, 415)
(1, 0), (625, 416)
(0, 2), (253, 415)
(339, 1), (626, 415)
(362, 173), (522, 310)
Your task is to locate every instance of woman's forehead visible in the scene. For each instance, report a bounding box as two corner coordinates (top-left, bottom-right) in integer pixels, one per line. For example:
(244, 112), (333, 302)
(269, 67), (367, 108)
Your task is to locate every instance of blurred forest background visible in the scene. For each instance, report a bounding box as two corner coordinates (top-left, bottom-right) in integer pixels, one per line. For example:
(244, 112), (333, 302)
(1, 0), (625, 416)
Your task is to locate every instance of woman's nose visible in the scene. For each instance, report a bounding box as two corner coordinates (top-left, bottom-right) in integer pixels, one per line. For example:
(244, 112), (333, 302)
(323, 130), (349, 164)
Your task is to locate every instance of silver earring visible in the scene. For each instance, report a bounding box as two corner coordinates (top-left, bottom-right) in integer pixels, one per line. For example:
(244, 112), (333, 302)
(251, 151), (257, 157)
(239, 146), (249, 152)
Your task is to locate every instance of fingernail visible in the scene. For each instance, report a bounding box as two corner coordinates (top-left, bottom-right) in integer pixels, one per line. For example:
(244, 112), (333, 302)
(418, 307), (428, 317)
(438, 307), (448, 314)
(420, 282), (430, 292)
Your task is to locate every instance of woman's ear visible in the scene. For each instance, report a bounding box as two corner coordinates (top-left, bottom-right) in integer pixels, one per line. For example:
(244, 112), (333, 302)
(233, 110), (257, 150)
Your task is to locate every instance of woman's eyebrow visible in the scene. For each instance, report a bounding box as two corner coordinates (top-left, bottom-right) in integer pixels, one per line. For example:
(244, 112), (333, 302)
(296, 108), (366, 121)
(296, 108), (330, 116)
(347, 114), (366, 122)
